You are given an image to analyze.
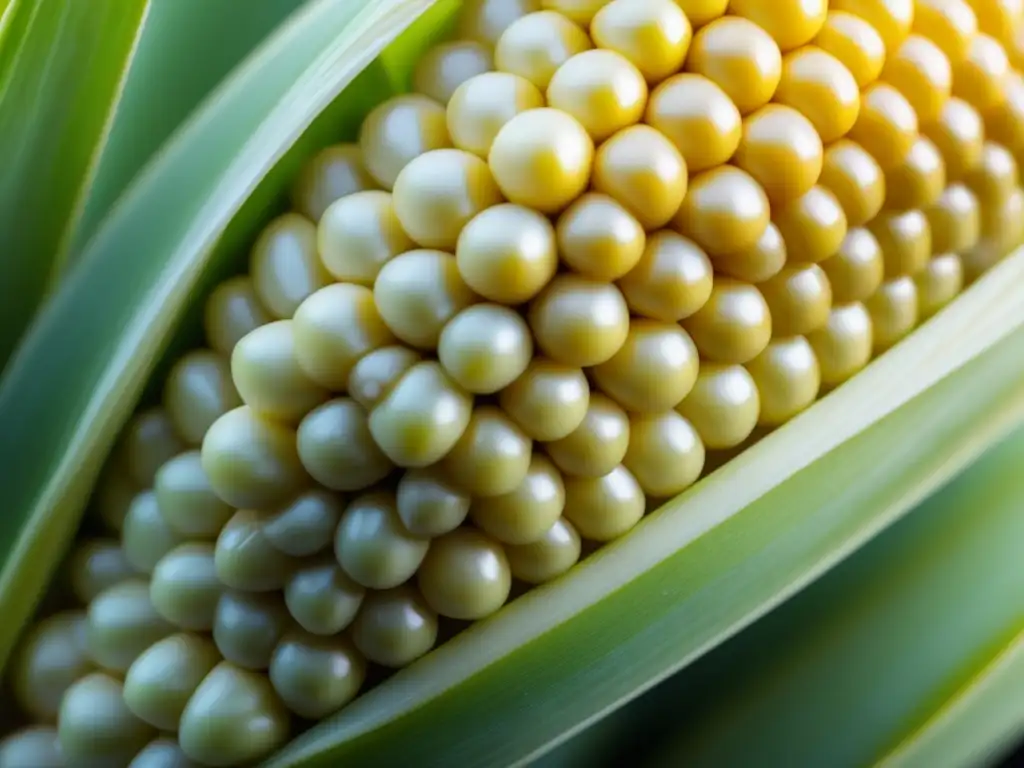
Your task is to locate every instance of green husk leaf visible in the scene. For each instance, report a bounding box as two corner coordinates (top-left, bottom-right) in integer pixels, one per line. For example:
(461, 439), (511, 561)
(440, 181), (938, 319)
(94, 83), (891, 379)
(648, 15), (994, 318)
(880, 632), (1024, 768)
(0, 0), (149, 370)
(0, 0), (447, 673)
(0, 0), (20, 58)
(627, 425), (1024, 768)
(69, 0), (312, 259)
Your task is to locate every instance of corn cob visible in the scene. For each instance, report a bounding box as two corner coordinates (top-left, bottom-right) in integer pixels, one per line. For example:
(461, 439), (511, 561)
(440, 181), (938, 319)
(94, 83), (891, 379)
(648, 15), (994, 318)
(4, 0), (1024, 766)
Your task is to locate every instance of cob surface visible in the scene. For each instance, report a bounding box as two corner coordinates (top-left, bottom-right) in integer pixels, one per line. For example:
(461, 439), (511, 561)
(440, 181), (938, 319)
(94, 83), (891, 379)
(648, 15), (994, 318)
(3, 0), (1024, 766)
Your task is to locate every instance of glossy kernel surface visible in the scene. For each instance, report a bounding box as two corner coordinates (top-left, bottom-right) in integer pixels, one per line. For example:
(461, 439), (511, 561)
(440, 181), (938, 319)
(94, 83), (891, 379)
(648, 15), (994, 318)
(413, 40), (495, 104)
(728, 0), (827, 51)
(733, 103), (824, 204)
(616, 229), (714, 320)
(847, 82), (919, 171)
(590, 320), (700, 412)
(392, 148), (503, 250)
(685, 16), (783, 115)
(927, 183), (981, 253)
(672, 165), (771, 257)
(546, 49), (647, 142)
(456, 203), (558, 305)
(807, 302), (874, 385)
(373, 249), (478, 350)
(417, 528), (512, 620)
(881, 34), (954, 123)
(830, 0), (913, 53)
(439, 406), (534, 497)
(592, 124), (689, 230)
(297, 398), (394, 492)
(494, 11), (591, 90)
(674, 0), (728, 28)
(865, 275), (920, 351)
(590, 0), (693, 84)
(818, 139), (886, 226)
(912, 0), (978, 65)
(916, 252), (965, 317)
(438, 303), (534, 394)
(447, 71), (545, 158)
(291, 142), (377, 223)
(623, 411), (705, 498)
(745, 336), (822, 427)
(813, 10), (886, 87)
(883, 135), (947, 211)
(368, 361), (474, 468)
(488, 107), (594, 213)
(498, 357), (591, 441)
(774, 45), (861, 144)
(676, 363), (760, 449)
(556, 193), (646, 280)
(318, 190), (414, 286)
(922, 96), (985, 180)
(644, 73), (742, 173)
(681, 278), (773, 364)
(758, 264), (834, 337)
(544, 393), (630, 477)
(951, 32), (1011, 112)
(293, 282), (397, 390)
(709, 221), (787, 284)
(459, 0), (541, 47)
(869, 209), (934, 277)
(249, 212), (331, 320)
(469, 454), (566, 545)
(528, 274), (630, 367)
(821, 227), (886, 303)
(359, 94), (452, 190)
(772, 185), (849, 264)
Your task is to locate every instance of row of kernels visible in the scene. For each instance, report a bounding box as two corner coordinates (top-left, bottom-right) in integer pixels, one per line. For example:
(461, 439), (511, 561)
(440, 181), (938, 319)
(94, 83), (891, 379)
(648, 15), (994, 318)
(444, 0), (1021, 177)
(7, 241), (294, 766)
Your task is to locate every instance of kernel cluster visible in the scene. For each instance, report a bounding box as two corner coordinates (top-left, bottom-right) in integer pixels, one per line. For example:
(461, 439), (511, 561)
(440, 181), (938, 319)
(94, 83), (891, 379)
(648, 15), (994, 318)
(6, 0), (1024, 765)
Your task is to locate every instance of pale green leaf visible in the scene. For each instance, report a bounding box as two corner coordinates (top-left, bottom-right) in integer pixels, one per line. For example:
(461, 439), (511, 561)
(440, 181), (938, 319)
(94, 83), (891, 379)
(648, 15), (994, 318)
(69, 0), (312, 259)
(0, 0), (445, 672)
(881, 633), (1024, 768)
(0, 0), (21, 62)
(0, 0), (149, 370)
(629, 425), (1024, 768)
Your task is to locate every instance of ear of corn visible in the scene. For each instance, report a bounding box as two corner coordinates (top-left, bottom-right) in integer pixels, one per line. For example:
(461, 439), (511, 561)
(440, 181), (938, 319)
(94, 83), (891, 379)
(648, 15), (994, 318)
(585, 424), (1024, 768)
(3, 0), (1024, 766)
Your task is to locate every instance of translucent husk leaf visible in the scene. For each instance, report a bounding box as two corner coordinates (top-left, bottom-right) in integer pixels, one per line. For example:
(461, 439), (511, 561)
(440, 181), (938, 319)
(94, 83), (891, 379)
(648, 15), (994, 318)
(0, 0), (447, 673)
(625, 425), (1024, 768)
(881, 633), (1024, 768)
(0, 0), (149, 370)
(69, 0), (312, 259)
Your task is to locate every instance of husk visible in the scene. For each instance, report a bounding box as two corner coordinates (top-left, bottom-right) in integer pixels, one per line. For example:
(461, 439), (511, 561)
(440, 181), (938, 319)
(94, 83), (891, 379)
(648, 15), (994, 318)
(624, 425), (1024, 768)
